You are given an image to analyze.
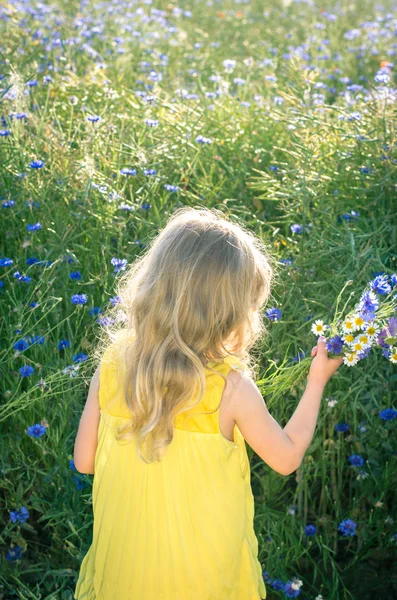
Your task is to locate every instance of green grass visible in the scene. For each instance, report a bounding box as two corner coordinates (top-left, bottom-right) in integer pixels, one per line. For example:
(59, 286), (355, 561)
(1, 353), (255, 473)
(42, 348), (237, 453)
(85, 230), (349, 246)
(1, 0), (397, 597)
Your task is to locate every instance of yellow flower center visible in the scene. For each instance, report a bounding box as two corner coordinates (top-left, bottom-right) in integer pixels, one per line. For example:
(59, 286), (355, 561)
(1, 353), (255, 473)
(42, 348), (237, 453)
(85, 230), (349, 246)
(359, 336), (369, 344)
(367, 327), (376, 335)
(354, 317), (364, 327)
(345, 334), (354, 343)
(345, 322), (353, 329)
(316, 324), (323, 331)
(392, 352), (397, 361)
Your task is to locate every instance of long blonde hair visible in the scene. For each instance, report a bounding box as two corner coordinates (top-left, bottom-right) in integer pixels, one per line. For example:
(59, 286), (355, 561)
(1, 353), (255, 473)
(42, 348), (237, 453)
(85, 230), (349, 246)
(94, 206), (277, 463)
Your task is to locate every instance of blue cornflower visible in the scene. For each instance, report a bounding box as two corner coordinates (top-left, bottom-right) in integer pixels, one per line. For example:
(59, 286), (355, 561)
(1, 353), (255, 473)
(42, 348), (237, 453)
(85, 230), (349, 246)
(380, 408), (397, 421)
(2, 200), (16, 207)
(19, 365), (34, 377)
(26, 80), (38, 87)
(342, 210), (360, 221)
(26, 423), (47, 438)
(357, 346), (372, 360)
(195, 135), (212, 144)
(370, 275), (392, 295)
(292, 351), (305, 362)
(335, 423), (350, 433)
(109, 295), (122, 306)
(26, 222), (42, 231)
(262, 570), (271, 582)
(326, 335), (344, 355)
(70, 271), (82, 280)
(348, 454), (365, 467)
(89, 307), (102, 317)
(120, 168), (137, 176)
(145, 119), (159, 127)
(13, 271), (31, 283)
(390, 274), (397, 287)
(269, 165), (279, 171)
(223, 59), (236, 70)
(0, 257), (13, 267)
(69, 458), (77, 471)
(338, 519), (357, 537)
(270, 579), (285, 591)
(290, 224), (303, 234)
(283, 581), (302, 598)
(164, 184), (179, 192)
(97, 316), (116, 327)
(141, 202), (151, 210)
(143, 168), (157, 175)
(87, 115), (101, 122)
(58, 339), (70, 350)
(358, 289), (379, 321)
(266, 307), (282, 321)
(29, 160), (44, 169)
(10, 506), (29, 524)
(111, 257), (128, 273)
(73, 353), (88, 363)
(279, 257), (293, 265)
(6, 545), (23, 561)
(73, 475), (89, 490)
(71, 294), (88, 305)
(304, 524), (317, 536)
(14, 339), (29, 352)
(0, 129), (10, 136)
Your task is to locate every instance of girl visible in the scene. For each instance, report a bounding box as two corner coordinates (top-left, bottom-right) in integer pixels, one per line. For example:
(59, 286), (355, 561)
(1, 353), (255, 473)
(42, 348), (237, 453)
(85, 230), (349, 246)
(73, 207), (342, 599)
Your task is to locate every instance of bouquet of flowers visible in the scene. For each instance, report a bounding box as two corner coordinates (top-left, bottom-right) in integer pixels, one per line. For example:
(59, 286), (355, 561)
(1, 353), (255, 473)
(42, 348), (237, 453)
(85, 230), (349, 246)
(256, 273), (397, 404)
(311, 273), (397, 366)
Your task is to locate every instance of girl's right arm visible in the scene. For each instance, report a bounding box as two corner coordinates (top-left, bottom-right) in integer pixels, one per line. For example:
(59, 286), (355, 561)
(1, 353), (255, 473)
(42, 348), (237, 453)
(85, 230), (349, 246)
(230, 337), (343, 476)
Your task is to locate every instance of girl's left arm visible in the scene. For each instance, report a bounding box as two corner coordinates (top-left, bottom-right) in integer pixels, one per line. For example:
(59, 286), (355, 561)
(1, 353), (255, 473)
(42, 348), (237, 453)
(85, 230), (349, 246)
(73, 365), (101, 475)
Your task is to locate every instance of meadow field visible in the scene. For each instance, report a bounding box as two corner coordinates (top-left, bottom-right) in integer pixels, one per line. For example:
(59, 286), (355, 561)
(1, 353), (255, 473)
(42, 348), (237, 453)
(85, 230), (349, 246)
(1, 0), (397, 598)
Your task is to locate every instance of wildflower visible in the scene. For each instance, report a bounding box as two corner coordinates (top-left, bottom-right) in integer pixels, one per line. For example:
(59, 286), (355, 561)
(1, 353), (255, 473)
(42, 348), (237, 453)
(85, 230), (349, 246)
(97, 316), (116, 327)
(164, 184), (179, 192)
(356, 470), (369, 480)
(6, 545), (23, 561)
(26, 222), (42, 231)
(0, 129), (10, 136)
(0, 257), (13, 267)
(380, 408), (397, 421)
(390, 347), (397, 364)
(266, 307), (282, 321)
(222, 59), (236, 70)
(304, 524), (317, 536)
(370, 274), (392, 295)
(348, 454), (365, 467)
(87, 115), (101, 122)
(335, 423), (350, 433)
(326, 335), (344, 355)
(343, 333), (355, 345)
(29, 160), (44, 169)
(58, 339), (71, 350)
(120, 168), (136, 176)
(270, 579), (284, 591)
(352, 314), (365, 330)
(195, 135), (212, 144)
(70, 271), (82, 280)
(26, 423), (47, 438)
(343, 352), (359, 366)
(311, 320), (328, 336)
(9, 506), (29, 524)
(342, 318), (355, 333)
(283, 578), (303, 597)
(73, 353), (88, 363)
(71, 294), (88, 305)
(111, 257), (128, 273)
(290, 224), (303, 234)
(19, 365), (34, 377)
(326, 397), (338, 408)
(14, 339), (29, 352)
(143, 168), (157, 175)
(338, 518), (357, 537)
(145, 119), (159, 126)
(364, 322), (380, 340)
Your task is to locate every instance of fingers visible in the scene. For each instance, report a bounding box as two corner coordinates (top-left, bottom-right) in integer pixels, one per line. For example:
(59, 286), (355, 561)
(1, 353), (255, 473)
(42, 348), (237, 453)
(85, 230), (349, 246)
(311, 346), (317, 357)
(316, 336), (327, 356)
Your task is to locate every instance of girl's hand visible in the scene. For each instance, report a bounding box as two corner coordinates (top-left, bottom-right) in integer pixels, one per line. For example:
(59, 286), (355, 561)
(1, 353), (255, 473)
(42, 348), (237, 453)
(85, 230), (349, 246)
(308, 336), (343, 387)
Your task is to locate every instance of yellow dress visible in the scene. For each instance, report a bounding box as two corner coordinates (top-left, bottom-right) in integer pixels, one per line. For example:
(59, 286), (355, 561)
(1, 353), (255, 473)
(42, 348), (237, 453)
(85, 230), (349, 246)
(74, 335), (266, 600)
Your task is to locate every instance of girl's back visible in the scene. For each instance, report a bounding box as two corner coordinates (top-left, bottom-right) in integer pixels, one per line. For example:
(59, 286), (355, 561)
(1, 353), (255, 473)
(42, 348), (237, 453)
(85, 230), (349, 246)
(74, 333), (267, 600)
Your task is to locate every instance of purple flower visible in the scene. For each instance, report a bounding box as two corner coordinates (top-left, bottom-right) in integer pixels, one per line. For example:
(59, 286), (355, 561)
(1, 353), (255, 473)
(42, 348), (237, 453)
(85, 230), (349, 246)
(266, 307), (282, 321)
(120, 168), (136, 176)
(290, 224), (303, 234)
(87, 115), (101, 122)
(164, 184), (179, 192)
(388, 317), (397, 336)
(111, 257), (128, 273)
(358, 290), (379, 321)
(380, 408), (397, 421)
(348, 454), (365, 467)
(326, 335), (344, 355)
(338, 519), (357, 537)
(195, 135), (212, 144)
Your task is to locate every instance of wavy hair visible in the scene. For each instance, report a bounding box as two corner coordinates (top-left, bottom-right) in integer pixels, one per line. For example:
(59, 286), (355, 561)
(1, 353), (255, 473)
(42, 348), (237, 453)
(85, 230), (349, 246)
(93, 206), (278, 463)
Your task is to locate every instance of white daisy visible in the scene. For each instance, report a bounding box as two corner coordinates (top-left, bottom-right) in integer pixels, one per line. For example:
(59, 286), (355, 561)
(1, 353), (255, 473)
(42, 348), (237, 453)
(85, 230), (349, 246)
(343, 352), (359, 366)
(311, 319), (328, 336)
(352, 313), (365, 331)
(364, 321), (380, 340)
(342, 332), (355, 346)
(390, 347), (397, 364)
(342, 318), (355, 333)
(351, 340), (366, 353)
